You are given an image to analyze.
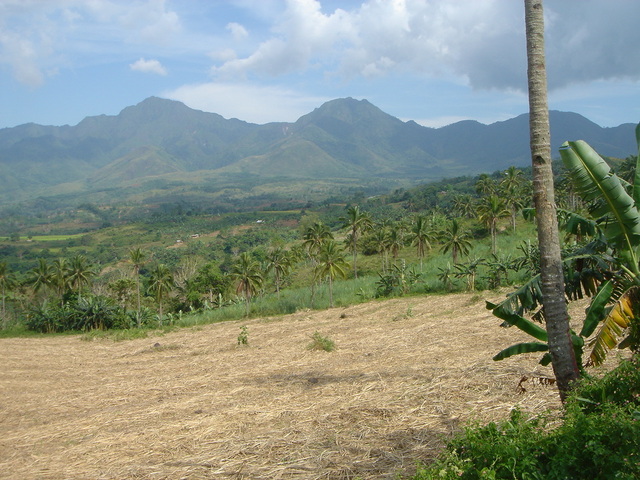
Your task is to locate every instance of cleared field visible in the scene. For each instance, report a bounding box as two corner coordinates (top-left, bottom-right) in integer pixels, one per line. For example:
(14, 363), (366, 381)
(0, 292), (564, 480)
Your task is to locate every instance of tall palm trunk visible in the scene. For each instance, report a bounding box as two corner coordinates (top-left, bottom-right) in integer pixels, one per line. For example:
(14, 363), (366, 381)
(525, 0), (579, 401)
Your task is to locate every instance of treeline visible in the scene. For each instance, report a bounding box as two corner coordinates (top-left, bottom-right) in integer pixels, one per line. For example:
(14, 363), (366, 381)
(0, 155), (634, 335)
(0, 165), (542, 333)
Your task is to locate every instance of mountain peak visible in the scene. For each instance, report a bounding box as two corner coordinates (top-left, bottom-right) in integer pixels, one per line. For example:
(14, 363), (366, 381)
(119, 96), (195, 119)
(296, 97), (401, 130)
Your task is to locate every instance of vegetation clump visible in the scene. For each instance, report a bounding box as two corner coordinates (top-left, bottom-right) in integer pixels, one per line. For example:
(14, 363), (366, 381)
(237, 325), (249, 345)
(410, 356), (640, 480)
(307, 331), (335, 352)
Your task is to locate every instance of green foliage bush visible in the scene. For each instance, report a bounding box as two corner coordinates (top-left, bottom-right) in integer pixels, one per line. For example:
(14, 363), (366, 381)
(237, 325), (249, 345)
(26, 295), (130, 333)
(410, 357), (640, 480)
(307, 331), (335, 352)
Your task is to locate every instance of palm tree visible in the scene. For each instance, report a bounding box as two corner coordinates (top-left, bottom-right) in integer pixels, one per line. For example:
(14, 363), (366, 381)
(66, 254), (95, 300)
(370, 225), (391, 273)
(477, 194), (510, 254)
(525, 0), (579, 400)
(440, 219), (472, 264)
(452, 194), (476, 219)
(387, 223), (406, 261)
(302, 222), (333, 260)
(266, 246), (294, 297)
(315, 240), (349, 307)
(340, 205), (372, 278)
(500, 166), (527, 231)
(475, 174), (497, 195)
(51, 258), (70, 303)
(302, 222), (334, 305)
(129, 248), (146, 327)
(409, 215), (434, 271)
(28, 258), (54, 302)
(148, 264), (174, 325)
(231, 252), (264, 317)
(0, 262), (16, 329)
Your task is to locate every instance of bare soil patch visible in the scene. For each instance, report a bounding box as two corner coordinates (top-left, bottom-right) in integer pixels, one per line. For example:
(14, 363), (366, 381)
(1, 292), (565, 479)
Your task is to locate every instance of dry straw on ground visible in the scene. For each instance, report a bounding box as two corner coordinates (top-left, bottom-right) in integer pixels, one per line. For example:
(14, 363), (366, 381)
(1, 292), (575, 479)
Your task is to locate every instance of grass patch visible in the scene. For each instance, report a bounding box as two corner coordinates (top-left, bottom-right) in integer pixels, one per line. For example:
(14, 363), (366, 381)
(307, 331), (335, 351)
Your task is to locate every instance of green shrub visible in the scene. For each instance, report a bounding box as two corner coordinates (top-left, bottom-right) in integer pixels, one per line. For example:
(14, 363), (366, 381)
(26, 295), (129, 333)
(570, 357), (640, 413)
(237, 325), (249, 345)
(409, 358), (640, 480)
(307, 331), (335, 352)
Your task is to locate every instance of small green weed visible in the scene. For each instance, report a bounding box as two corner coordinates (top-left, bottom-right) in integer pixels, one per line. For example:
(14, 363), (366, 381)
(307, 331), (335, 352)
(392, 305), (414, 321)
(237, 325), (249, 345)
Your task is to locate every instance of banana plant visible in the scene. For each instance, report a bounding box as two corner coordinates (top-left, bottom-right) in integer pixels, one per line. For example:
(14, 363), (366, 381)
(489, 124), (640, 368)
(560, 124), (640, 364)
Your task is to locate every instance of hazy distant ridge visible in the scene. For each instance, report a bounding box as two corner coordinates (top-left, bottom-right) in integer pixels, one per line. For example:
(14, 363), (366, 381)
(0, 96), (635, 205)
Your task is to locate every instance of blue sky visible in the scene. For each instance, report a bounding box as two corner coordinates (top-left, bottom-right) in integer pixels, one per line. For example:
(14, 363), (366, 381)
(1, 0), (639, 129)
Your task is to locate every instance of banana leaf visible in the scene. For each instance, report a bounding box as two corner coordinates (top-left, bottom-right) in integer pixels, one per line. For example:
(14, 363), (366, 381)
(493, 342), (548, 361)
(486, 301), (548, 342)
(633, 123), (640, 206)
(580, 280), (614, 338)
(587, 286), (639, 366)
(559, 140), (640, 260)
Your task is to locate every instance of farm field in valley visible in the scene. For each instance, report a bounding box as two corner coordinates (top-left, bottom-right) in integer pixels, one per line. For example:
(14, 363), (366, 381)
(1, 292), (575, 480)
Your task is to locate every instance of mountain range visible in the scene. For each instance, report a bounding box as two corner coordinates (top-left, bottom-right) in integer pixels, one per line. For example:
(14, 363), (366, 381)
(0, 96), (636, 208)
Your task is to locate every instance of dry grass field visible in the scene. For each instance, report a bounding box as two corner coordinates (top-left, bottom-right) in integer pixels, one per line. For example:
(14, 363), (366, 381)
(1, 292), (567, 480)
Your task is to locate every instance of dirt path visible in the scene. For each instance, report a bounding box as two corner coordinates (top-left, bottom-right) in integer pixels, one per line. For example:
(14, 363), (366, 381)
(0, 292), (563, 479)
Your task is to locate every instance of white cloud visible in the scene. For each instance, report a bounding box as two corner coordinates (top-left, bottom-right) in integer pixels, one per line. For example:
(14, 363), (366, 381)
(0, 0), (181, 86)
(129, 57), (167, 75)
(3, 0), (640, 103)
(212, 0), (353, 79)
(226, 22), (248, 40)
(164, 82), (330, 124)
(210, 0), (640, 94)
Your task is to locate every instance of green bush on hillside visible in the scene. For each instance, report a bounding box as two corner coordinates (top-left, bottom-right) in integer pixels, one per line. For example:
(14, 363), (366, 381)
(410, 357), (640, 480)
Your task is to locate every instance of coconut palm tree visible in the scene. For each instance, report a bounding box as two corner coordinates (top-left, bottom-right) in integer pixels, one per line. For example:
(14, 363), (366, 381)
(475, 174), (497, 195)
(129, 248), (147, 327)
(51, 258), (70, 303)
(266, 246), (294, 297)
(524, 0), (578, 400)
(370, 225), (391, 273)
(148, 263), (174, 325)
(0, 262), (16, 329)
(409, 215), (434, 271)
(387, 223), (406, 261)
(500, 166), (528, 232)
(314, 240), (349, 308)
(340, 205), (372, 279)
(66, 254), (95, 301)
(452, 194), (477, 219)
(440, 219), (472, 264)
(302, 222), (333, 260)
(477, 194), (510, 254)
(28, 258), (54, 303)
(231, 252), (264, 317)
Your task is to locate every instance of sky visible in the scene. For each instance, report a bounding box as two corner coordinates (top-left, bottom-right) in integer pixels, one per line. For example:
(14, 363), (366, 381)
(1, 0), (640, 130)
